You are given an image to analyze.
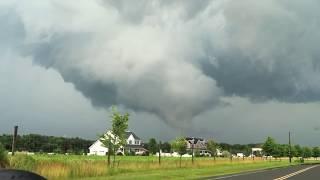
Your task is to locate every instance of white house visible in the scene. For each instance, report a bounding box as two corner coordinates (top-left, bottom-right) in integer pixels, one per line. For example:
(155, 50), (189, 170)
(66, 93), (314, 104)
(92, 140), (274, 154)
(185, 137), (207, 150)
(88, 140), (109, 156)
(185, 137), (221, 156)
(236, 153), (245, 158)
(216, 149), (223, 156)
(251, 148), (263, 157)
(88, 131), (147, 156)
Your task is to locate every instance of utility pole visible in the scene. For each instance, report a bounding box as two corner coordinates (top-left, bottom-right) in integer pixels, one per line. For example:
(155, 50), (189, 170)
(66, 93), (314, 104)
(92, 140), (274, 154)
(289, 131), (292, 163)
(11, 125), (18, 156)
(158, 141), (161, 165)
(191, 138), (194, 164)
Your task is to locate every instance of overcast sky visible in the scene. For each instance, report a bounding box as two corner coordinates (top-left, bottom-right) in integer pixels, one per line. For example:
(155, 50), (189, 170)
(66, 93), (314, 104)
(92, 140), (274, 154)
(1, 0), (320, 146)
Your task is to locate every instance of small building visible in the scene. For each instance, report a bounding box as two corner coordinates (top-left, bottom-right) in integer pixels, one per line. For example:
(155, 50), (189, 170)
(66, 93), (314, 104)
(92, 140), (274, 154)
(236, 153), (245, 158)
(88, 131), (147, 156)
(251, 148), (263, 157)
(216, 149), (223, 156)
(185, 137), (207, 150)
(185, 137), (221, 156)
(88, 140), (109, 156)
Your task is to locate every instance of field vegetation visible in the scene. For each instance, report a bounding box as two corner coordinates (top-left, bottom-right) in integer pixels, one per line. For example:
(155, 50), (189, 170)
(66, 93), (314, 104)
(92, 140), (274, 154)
(6, 154), (303, 179)
(0, 142), (8, 168)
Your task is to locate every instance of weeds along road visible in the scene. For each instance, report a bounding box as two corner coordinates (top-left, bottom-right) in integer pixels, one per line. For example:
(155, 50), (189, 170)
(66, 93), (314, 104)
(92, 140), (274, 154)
(208, 164), (320, 180)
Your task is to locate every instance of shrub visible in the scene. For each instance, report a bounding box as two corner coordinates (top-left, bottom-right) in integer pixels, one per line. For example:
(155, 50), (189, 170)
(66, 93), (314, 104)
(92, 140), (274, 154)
(142, 151), (149, 156)
(222, 151), (231, 158)
(0, 143), (8, 168)
(9, 155), (36, 171)
(129, 151), (135, 156)
(195, 150), (201, 157)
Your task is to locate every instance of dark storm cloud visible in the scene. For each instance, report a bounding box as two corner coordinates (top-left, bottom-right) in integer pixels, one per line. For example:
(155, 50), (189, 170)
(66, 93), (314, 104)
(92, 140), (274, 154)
(0, 6), (25, 52)
(2, 0), (320, 130)
(198, 0), (320, 102)
(104, 0), (212, 23)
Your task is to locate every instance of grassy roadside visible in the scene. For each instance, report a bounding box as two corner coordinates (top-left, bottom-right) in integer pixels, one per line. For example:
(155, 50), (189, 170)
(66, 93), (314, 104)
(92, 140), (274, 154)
(9, 155), (317, 179)
(79, 161), (299, 180)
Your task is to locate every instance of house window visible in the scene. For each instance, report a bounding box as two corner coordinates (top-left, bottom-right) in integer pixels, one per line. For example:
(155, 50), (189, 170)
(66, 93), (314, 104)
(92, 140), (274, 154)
(135, 140), (139, 145)
(129, 140), (132, 144)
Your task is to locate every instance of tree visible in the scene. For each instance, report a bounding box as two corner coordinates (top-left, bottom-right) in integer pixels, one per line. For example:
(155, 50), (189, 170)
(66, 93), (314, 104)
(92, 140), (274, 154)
(100, 107), (129, 167)
(290, 145), (297, 158)
(312, 147), (320, 160)
(0, 134), (92, 154)
(221, 151), (231, 158)
(207, 139), (218, 161)
(0, 143), (8, 168)
(294, 145), (303, 158)
(302, 147), (312, 159)
(272, 144), (283, 160)
(148, 138), (158, 155)
(162, 142), (171, 153)
(262, 137), (276, 159)
(280, 144), (290, 158)
(171, 137), (187, 168)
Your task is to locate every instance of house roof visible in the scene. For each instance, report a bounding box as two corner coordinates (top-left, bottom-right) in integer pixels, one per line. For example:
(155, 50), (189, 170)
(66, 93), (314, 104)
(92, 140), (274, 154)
(89, 140), (102, 149)
(186, 137), (205, 144)
(125, 131), (141, 140)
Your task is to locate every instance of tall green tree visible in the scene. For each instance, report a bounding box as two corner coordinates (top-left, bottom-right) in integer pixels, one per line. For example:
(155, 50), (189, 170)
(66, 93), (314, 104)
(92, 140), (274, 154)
(262, 137), (276, 159)
(148, 138), (158, 155)
(171, 137), (187, 168)
(312, 147), (320, 160)
(294, 145), (303, 157)
(272, 144), (283, 160)
(207, 139), (218, 161)
(302, 147), (312, 159)
(290, 145), (297, 158)
(100, 107), (129, 167)
(162, 142), (171, 153)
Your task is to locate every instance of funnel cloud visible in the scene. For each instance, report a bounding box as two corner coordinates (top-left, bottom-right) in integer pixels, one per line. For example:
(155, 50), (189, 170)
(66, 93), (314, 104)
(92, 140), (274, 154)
(1, 0), (320, 145)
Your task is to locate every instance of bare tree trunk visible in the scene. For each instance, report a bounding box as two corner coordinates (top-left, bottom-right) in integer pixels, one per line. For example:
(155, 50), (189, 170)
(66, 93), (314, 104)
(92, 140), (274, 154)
(113, 147), (116, 168)
(158, 141), (161, 165)
(180, 155), (182, 168)
(107, 144), (111, 167)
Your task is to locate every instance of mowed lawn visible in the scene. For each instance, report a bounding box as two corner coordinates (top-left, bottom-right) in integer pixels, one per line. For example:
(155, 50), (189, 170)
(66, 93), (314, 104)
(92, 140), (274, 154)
(10, 155), (300, 179)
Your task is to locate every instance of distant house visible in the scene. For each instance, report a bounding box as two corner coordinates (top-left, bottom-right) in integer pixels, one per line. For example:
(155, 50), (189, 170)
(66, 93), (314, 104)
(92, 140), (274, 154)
(185, 137), (207, 150)
(185, 137), (222, 156)
(216, 149), (223, 156)
(88, 140), (109, 156)
(236, 153), (245, 158)
(251, 147), (263, 157)
(88, 131), (147, 156)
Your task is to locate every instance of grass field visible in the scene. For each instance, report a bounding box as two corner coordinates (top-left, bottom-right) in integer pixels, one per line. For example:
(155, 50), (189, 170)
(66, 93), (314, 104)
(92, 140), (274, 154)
(8, 155), (302, 179)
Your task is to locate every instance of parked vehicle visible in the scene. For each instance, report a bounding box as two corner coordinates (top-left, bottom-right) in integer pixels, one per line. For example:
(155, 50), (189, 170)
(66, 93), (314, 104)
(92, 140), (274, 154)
(199, 150), (211, 157)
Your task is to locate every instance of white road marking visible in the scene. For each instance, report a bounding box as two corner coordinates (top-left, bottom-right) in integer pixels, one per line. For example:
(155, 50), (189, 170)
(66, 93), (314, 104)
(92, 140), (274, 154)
(213, 168), (278, 179)
(273, 165), (318, 180)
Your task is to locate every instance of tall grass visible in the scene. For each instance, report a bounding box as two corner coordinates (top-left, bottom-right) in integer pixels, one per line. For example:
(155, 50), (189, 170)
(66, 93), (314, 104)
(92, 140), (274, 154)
(9, 154), (36, 171)
(0, 143), (8, 168)
(8, 155), (296, 179)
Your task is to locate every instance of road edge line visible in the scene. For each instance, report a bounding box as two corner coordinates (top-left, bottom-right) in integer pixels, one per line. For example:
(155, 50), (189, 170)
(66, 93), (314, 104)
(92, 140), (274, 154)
(273, 165), (318, 180)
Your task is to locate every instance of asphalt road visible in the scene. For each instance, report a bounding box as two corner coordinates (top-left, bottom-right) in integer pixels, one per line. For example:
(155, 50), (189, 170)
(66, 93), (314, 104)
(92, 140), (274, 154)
(208, 164), (320, 180)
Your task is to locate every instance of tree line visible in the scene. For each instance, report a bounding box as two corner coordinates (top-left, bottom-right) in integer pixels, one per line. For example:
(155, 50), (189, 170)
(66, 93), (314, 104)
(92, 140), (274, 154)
(144, 138), (261, 156)
(262, 137), (320, 159)
(0, 133), (263, 156)
(0, 133), (318, 160)
(0, 133), (273, 156)
(0, 134), (93, 154)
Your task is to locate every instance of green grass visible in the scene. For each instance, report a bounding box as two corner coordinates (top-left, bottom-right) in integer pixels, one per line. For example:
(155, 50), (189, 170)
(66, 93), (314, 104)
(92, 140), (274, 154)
(8, 155), (304, 179)
(79, 161), (298, 180)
